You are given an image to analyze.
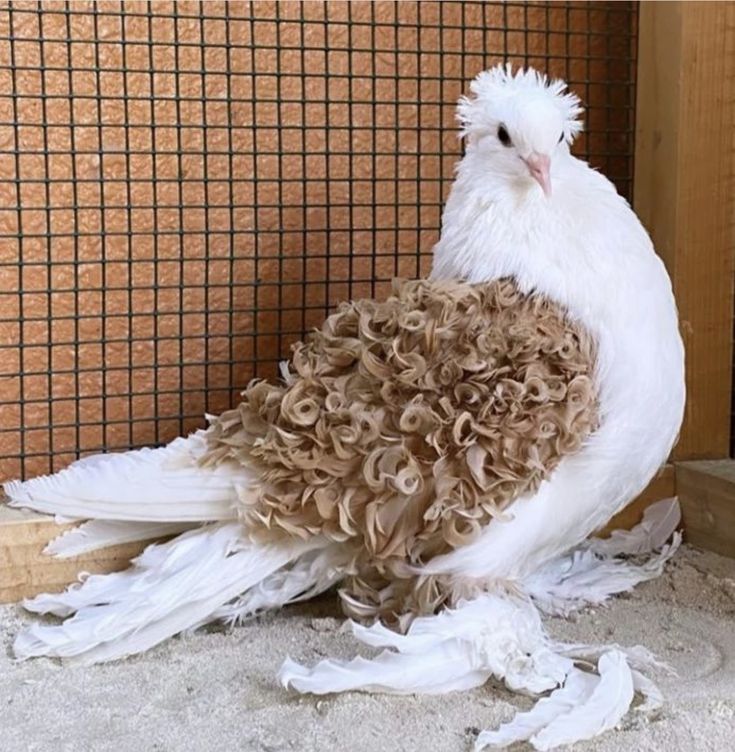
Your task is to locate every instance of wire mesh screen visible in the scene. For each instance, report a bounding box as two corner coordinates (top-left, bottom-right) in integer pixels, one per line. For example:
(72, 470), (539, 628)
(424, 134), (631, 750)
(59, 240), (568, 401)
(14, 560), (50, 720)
(0, 1), (637, 481)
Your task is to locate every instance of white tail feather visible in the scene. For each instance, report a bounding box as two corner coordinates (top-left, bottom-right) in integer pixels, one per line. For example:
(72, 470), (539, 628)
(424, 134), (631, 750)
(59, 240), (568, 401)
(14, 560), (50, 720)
(4, 431), (246, 522)
(588, 496), (681, 556)
(525, 533), (681, 616)
(525, 498), (682, 617)
(210, 543), (348, 627)
(44, 520), (196, 558)
(15, 524), (326, 664)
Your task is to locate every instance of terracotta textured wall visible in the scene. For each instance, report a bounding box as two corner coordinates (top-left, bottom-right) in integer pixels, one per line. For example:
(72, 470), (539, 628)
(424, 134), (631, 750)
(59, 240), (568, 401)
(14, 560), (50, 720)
(0, 0), (636, 480)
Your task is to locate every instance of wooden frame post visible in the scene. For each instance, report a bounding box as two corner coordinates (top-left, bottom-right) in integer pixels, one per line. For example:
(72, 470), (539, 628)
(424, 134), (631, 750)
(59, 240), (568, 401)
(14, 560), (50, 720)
(634, 0), (735, 460)
(635, 1), (735, 556)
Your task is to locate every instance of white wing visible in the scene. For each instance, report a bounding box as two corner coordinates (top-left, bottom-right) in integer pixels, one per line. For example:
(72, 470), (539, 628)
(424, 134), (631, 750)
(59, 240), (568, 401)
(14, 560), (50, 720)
(4, 430), (247, 524)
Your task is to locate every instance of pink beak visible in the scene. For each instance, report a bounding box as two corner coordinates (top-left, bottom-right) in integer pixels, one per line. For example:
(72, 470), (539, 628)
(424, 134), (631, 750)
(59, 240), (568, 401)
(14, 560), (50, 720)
(523, 152), (552, 197)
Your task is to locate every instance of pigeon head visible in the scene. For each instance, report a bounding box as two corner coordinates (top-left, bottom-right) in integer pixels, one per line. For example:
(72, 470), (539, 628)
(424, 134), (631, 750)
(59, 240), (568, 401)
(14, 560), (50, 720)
(456, 65), (583, 198)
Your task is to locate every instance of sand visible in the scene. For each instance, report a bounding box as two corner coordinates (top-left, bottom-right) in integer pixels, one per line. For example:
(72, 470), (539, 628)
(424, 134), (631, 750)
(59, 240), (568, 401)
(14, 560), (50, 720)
(2, 544), (735, 752)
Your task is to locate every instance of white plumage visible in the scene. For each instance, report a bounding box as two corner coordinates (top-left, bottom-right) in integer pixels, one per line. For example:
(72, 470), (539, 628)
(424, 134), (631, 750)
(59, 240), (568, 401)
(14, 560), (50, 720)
(16, 524), (330, 664)
(4, 65), (685, 750)
(4, 431), (246, 522)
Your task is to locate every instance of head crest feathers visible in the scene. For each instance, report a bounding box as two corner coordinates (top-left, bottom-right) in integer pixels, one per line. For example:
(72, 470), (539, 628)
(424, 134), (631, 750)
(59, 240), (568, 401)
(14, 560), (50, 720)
(456, 64), (584, 143)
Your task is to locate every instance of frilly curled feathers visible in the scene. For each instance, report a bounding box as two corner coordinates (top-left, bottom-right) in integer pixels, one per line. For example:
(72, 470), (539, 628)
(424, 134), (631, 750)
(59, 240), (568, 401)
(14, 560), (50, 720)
(202, 278), (598, 625)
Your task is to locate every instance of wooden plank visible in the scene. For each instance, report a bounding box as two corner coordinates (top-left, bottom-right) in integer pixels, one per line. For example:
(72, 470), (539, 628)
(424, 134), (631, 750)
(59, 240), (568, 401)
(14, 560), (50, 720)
(634, 1), (735, 459)
(598, 464), (675, 537)
(677, 460), (735, 558)
(0, 505), (150, 604)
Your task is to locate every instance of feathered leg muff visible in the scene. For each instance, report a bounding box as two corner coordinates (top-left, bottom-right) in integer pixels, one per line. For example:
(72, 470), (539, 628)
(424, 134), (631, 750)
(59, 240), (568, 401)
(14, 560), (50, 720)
(280, 499), (681, 751)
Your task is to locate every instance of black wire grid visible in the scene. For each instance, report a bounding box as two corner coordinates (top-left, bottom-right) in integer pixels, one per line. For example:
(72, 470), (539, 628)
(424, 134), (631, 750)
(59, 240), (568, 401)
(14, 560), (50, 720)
(0, 1), (638, 481)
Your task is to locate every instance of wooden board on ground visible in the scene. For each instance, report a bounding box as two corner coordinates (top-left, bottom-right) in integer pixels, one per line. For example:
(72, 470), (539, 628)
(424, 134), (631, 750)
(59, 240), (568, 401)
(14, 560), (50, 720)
(0, 504), (151, 604)
(678, 460), (735, 559)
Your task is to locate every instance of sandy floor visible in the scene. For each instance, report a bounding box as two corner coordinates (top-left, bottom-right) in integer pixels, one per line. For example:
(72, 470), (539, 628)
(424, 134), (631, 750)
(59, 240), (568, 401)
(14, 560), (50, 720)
(2, 544), (735, 752)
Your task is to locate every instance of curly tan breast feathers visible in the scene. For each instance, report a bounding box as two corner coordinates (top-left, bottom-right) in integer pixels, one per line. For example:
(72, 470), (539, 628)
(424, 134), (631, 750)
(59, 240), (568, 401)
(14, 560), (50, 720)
(202, 279), (599, 625)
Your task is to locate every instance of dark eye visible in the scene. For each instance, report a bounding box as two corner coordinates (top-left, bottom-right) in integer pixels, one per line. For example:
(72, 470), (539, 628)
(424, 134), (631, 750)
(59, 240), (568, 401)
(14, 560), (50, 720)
(497, 125), (512, 147)
(558, 132), (564, 144)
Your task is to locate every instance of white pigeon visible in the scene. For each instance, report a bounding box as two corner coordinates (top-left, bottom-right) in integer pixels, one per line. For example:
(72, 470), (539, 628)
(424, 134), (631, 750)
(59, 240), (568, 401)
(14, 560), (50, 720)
(4, 65), (685, 750)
